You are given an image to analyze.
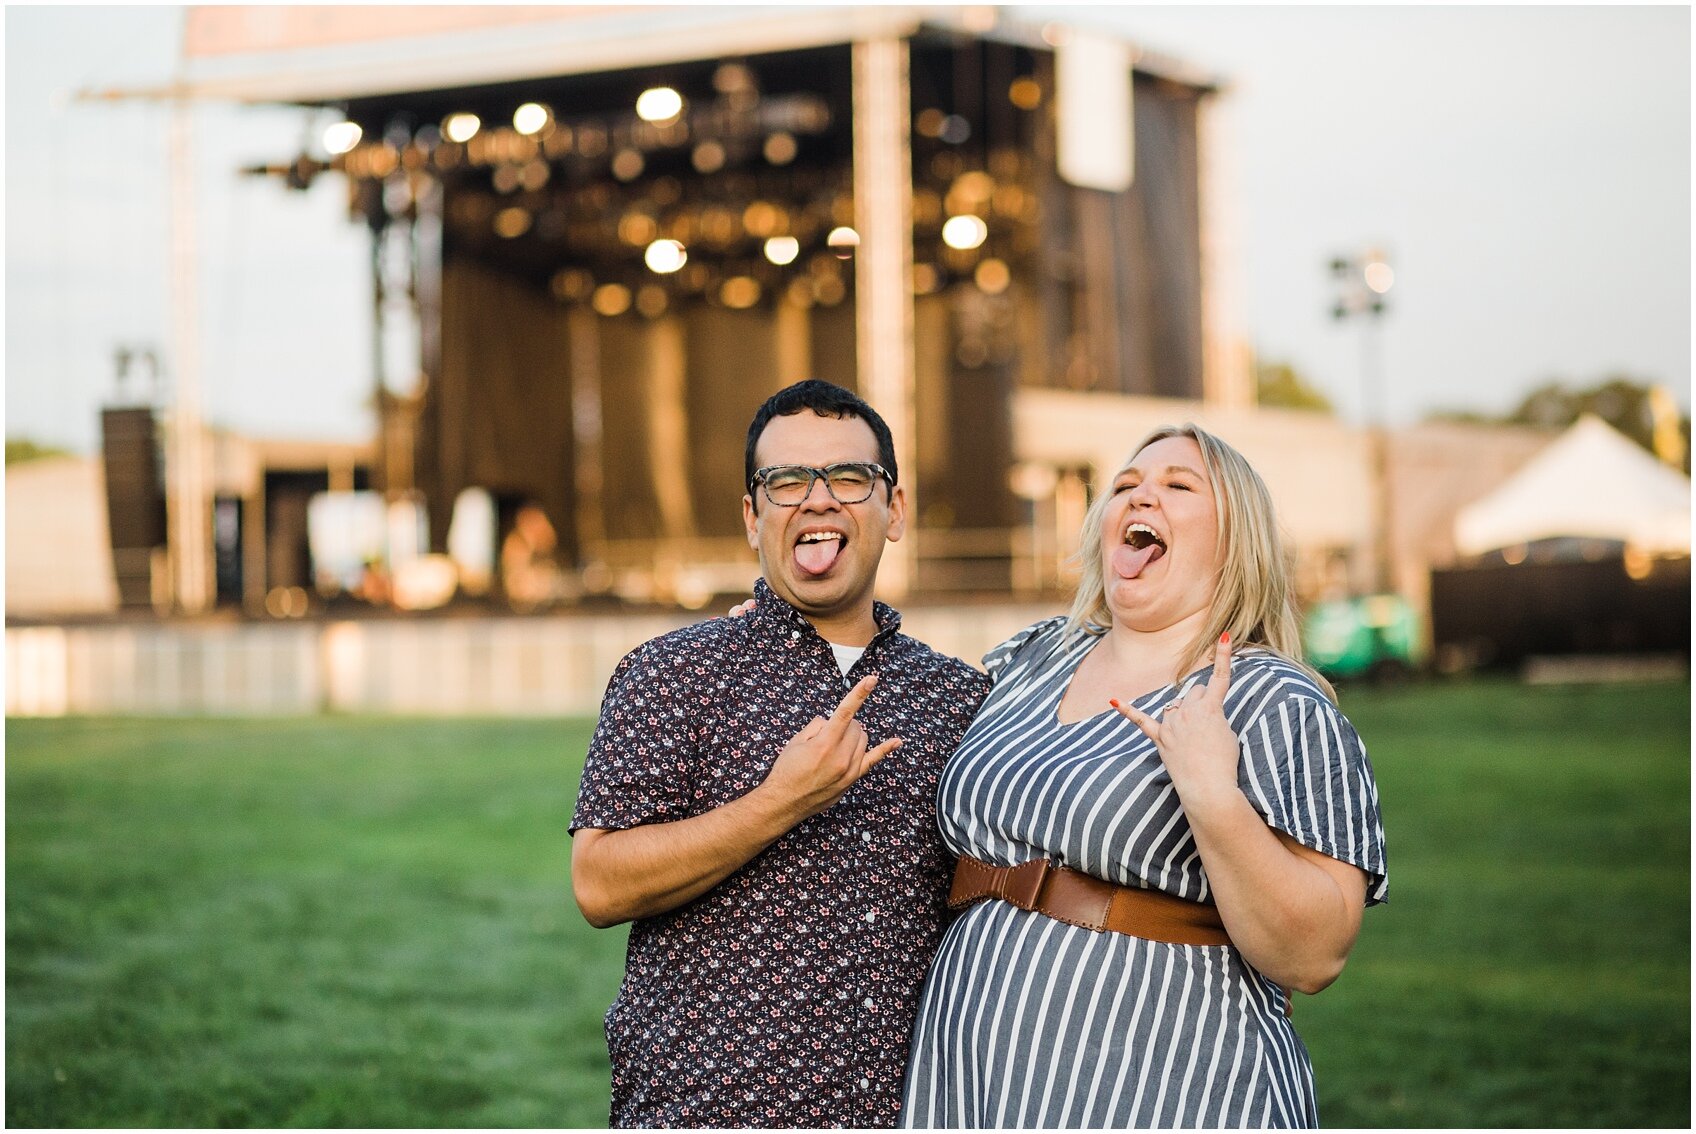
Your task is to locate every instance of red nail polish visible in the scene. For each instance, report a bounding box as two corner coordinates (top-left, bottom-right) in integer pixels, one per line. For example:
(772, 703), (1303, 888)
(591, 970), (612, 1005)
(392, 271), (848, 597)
(1220, 631), (1230, 645)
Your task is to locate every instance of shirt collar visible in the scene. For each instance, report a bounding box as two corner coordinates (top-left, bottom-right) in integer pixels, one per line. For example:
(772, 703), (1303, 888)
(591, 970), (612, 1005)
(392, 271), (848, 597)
(751, 577), (903, 648)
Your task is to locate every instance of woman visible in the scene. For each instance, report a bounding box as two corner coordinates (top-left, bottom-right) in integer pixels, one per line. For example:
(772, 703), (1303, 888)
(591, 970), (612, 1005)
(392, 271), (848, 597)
(900, 424), (1387, 1128)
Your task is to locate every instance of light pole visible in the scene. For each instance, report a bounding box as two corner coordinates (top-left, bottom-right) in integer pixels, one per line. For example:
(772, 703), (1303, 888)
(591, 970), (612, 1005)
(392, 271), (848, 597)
(1329, 249), (1394, 594)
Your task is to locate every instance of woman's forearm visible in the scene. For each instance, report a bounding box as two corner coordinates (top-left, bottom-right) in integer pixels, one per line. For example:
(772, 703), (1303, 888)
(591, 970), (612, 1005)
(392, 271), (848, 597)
(1176, 780), (1367, 994)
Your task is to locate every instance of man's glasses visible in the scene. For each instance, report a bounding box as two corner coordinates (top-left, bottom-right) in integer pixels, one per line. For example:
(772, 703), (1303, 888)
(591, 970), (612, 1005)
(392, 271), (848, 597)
(749, 463), (892, 507)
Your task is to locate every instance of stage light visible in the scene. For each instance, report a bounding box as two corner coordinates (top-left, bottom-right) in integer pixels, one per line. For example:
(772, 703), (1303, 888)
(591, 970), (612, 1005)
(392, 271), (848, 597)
(513, 102), (551, 136)
(576, 125), (608, 157)
(814, 275), (847, 305)
(713, 62), (756, 94)
(636, 87), (684, 124)
(763, 132), (798, 165)
(951, 171), (995, 206)
(443, 113), (481, 144)
(700, 206), (738, 244)
(939, 115), (971, 145)
(827, 226), (860, 259)
(322, 121), (362, 155)
(692, 141), (726, 174)
(551, 269), (594, 302)
(636, 285), (669, 318)
(942, 214), (988, 251)
(494, 207), (533, 238)
(592, 284), (632, 316)
(519, 159), (550, 191)
(720, 276), (762, 309)
(652, 176), (683, 206)
(619, 213), (659, 246)
(974, 258), (1011, 294)
(743, 201), (781, 237)
(432, 143), (463, 171)
(542, 125), (574, 158)
(1364, 260), (1395, 295)
(763, 236), (800, 266)
(645, 239), (688, 274)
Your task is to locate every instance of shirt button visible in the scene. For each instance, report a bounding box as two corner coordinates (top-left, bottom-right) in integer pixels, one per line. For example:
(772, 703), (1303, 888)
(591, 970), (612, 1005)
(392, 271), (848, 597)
(861, 831), (873, 844)
(791, 630), (801, 639)
(860, 1077), (872, 1091)
(863, 997), (875, 1011)
(864, 911), (876, 924)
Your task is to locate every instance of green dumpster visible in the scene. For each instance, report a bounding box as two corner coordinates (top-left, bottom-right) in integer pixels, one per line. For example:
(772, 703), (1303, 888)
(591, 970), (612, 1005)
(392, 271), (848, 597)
(1302, 594), (1422, 681)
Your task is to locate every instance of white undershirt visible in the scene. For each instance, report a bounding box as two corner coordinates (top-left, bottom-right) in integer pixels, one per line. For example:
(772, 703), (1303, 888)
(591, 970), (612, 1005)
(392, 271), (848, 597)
(828, 642), (866, 677)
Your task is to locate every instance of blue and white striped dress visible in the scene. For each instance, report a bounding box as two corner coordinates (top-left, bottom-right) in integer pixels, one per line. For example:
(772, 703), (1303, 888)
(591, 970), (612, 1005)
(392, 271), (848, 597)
(902, 617), (1388, 1129)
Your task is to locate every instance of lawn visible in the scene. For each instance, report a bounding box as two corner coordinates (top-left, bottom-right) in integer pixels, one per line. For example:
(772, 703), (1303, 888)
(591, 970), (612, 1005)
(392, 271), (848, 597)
(6, 678), (1689, 1127)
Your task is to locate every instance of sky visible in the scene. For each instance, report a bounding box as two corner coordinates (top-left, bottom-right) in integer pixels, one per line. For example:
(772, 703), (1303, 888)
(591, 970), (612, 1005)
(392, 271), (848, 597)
(4, 4), (1691, 456)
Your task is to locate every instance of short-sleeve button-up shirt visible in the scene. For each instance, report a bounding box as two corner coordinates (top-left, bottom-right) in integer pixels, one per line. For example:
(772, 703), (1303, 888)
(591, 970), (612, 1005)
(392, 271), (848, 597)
(571, 579), (990, 1128)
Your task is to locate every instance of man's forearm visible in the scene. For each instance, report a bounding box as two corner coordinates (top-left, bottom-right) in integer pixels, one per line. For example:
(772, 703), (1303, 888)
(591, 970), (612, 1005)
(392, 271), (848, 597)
(571, 786), (796, 927)
(573, 678), (895, 928)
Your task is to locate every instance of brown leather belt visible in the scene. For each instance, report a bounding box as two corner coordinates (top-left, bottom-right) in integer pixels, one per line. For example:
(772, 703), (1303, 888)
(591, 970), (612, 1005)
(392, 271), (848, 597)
(949, 855), (1234, 947)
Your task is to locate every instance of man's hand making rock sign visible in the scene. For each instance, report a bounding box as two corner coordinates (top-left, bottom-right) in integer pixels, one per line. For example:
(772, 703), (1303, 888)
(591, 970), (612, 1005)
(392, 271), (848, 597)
(572, 673), (900, 927)
(763, 675), (903, 821)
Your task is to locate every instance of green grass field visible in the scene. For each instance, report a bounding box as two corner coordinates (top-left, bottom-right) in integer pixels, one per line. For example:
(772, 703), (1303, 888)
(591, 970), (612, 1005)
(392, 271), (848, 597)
(7, 679), (1689, 1127)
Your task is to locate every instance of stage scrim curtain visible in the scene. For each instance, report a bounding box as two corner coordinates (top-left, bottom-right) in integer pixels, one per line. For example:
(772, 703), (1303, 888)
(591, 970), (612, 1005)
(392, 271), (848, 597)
(1121, 74), (1204, 400)
(420, 259), (576, 559)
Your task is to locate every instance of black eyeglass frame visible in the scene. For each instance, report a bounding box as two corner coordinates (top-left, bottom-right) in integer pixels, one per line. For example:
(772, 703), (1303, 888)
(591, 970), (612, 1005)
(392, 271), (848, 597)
(748, 462), (894, 507)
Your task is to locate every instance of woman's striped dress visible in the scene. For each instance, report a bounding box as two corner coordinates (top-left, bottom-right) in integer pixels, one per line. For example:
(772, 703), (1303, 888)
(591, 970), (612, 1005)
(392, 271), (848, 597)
(901, 618), (1388, 1129)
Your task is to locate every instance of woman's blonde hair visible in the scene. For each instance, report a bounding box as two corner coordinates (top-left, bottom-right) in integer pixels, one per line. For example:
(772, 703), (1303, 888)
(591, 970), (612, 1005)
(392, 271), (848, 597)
(1063, 423), (1335, 700)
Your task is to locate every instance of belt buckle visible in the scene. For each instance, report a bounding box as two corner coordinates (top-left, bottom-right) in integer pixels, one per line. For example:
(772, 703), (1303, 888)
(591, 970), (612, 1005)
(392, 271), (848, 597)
(1005, 859), (1053, 911)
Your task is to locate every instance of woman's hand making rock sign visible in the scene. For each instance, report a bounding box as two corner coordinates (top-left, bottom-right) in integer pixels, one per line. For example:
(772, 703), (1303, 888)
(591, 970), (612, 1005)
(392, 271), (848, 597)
(761, 674), (903, 822)
(1108, 631), (1369, 995)
(1111, 633), (1241, 810)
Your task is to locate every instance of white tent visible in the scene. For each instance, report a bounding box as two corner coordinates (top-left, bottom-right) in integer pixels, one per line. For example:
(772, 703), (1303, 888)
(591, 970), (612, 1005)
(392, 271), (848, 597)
(1453, 414), (1691, 557)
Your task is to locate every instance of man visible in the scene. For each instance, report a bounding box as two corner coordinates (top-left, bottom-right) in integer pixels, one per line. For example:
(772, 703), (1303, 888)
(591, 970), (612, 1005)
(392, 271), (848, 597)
(571, 380), (989, 1127)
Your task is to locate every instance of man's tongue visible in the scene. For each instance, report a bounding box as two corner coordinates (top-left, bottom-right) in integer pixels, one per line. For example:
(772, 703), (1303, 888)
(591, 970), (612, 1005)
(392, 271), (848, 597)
(1112, 542), (1165, 580)
(795, 536), (844, 576)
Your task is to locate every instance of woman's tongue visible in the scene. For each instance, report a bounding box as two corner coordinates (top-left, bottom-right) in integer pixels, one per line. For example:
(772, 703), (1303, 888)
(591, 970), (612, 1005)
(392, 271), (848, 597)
(794, 534), (844, 576)
(1112, 541), (1165, 580)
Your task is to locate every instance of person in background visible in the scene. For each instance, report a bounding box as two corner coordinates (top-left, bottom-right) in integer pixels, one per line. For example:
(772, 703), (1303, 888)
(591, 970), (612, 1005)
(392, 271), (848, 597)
(501, 502), (567, 611)
(571, 380), (990, 1127)
(901, 424), (1388, 1129)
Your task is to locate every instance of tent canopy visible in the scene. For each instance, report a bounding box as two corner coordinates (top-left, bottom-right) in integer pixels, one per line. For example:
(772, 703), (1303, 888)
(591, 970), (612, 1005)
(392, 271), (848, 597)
(1453, 414), (1691, 557)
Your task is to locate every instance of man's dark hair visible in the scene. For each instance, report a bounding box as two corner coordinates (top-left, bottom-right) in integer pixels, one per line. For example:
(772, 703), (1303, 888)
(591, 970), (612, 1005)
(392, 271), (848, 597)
(744, 380), (898, 498)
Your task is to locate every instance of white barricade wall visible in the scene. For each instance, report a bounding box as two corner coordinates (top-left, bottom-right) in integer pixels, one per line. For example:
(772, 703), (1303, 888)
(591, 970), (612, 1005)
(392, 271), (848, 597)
(6, 605), (1051, 717)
